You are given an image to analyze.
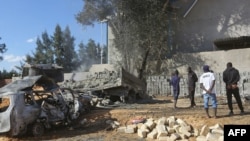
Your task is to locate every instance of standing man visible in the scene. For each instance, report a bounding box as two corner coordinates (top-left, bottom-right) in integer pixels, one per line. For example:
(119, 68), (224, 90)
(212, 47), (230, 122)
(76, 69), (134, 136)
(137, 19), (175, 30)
(187, 66), (198, 108)
(223, 62), (244, 116)
(170, 70), (181, 109)
(200, 65), (217, 118)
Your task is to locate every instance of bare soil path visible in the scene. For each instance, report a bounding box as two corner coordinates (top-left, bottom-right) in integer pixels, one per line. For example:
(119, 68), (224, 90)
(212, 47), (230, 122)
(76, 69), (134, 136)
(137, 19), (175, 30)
(1, 95), (250, 141)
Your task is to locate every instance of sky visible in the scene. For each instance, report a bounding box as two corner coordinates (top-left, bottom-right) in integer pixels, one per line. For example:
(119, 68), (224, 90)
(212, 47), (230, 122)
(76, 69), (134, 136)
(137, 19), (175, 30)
(0, 0), (107, 72)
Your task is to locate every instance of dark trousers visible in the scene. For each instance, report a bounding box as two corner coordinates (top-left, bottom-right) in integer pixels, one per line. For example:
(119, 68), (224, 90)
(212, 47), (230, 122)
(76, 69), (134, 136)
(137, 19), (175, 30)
(173, 89), (180, 100)
(189, 88), (196, 106)
(226, 88), (244, 112)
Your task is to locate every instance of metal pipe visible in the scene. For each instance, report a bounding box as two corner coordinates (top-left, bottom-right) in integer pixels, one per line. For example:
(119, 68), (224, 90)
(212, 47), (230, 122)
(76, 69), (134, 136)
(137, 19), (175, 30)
(183, 0), (198, 18)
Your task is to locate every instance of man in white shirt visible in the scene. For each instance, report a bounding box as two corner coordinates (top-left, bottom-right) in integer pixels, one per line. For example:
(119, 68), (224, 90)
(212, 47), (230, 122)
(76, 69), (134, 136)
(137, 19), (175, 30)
(199, 65), (217, 118)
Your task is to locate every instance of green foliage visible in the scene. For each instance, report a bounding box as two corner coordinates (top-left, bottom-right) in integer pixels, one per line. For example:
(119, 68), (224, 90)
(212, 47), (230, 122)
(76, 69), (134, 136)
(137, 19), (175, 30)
(77, 42), (88, 71)
(86, 39), (100, 64)
(77, 39), (106, 71)
(25, 25), (77, 73)
(0, 69), (19, 79)
(76, 0), (114, 26)
(53, 25), (64, 66)
(27, 31), (53, 64)
(76, 0), (173, 78)
(62, 26), (78, 73)
(0, 37), (7, 61)
(25, 25), (107, 73)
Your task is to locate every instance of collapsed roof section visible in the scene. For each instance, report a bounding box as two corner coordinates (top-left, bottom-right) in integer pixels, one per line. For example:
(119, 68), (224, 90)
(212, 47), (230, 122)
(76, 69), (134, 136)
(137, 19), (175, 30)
(214, 36), (250, 50)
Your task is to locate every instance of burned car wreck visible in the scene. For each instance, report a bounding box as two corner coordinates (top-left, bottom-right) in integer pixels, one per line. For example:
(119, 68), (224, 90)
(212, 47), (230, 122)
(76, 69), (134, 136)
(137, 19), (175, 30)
(0, 64), (91, 137)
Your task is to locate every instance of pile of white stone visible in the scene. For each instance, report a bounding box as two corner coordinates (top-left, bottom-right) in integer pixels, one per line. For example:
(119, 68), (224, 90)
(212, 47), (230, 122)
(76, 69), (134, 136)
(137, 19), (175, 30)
(114, 116), (224, 141)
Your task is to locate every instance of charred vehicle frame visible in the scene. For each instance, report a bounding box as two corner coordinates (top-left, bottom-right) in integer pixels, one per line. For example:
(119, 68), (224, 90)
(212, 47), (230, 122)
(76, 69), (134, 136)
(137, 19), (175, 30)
(0, 64), (92, 137)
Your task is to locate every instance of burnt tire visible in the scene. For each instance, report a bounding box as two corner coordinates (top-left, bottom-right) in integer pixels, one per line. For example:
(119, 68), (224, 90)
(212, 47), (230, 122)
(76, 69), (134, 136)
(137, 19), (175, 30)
(32, 122), (44, 137)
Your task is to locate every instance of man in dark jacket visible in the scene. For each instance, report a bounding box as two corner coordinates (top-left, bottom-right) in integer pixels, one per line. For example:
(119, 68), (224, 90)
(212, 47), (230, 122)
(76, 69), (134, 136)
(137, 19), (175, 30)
(223, 62), (244, 116)
(187, 67), (198, 108)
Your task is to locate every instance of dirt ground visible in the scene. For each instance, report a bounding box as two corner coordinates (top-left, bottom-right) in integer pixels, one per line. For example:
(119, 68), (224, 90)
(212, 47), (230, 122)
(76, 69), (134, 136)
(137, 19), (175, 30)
(1, 95), (250, 141)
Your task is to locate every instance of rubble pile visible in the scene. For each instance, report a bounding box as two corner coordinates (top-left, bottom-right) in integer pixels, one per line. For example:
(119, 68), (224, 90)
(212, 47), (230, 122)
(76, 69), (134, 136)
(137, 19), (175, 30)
(114, 116), (224, 141)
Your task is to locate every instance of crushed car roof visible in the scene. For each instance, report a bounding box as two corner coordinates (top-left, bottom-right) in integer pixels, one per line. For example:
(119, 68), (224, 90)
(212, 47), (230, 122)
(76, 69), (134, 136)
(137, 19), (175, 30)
(0, 75), (42, 94)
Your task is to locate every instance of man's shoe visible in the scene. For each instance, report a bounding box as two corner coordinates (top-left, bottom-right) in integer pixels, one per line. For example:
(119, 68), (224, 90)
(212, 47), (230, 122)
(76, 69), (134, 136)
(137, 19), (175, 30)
(228, 111), (234, 116)
(189, 104), (196, 108)
(240, 111), (245, 115)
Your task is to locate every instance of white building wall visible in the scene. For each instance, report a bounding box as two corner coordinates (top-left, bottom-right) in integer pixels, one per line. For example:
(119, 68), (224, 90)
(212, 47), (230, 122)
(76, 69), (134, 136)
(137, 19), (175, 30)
(172, 0), (250, 52)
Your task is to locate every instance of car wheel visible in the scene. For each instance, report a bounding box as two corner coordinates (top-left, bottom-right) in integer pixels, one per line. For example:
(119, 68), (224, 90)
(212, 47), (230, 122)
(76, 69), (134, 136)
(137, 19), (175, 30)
(32, 122), (44, 137)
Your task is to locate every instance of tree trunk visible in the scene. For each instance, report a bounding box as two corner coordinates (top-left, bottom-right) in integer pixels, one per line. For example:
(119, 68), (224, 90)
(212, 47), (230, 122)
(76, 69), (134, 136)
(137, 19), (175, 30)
(155, 59), (162, 74)
(139, 48), (150, 80)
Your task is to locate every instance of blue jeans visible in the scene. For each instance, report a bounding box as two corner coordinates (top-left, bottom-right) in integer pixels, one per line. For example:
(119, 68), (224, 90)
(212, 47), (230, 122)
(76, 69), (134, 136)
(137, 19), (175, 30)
(203, 93), (217, 108)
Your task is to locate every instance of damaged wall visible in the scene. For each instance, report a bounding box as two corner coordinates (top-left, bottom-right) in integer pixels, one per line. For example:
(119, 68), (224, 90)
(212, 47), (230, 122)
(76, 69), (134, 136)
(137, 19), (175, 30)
(147, 48), (250, 96)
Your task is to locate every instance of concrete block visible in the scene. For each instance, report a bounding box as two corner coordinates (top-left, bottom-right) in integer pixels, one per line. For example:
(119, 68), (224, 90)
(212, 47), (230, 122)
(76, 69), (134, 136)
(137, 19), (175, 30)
(147, 129), (158, 139)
